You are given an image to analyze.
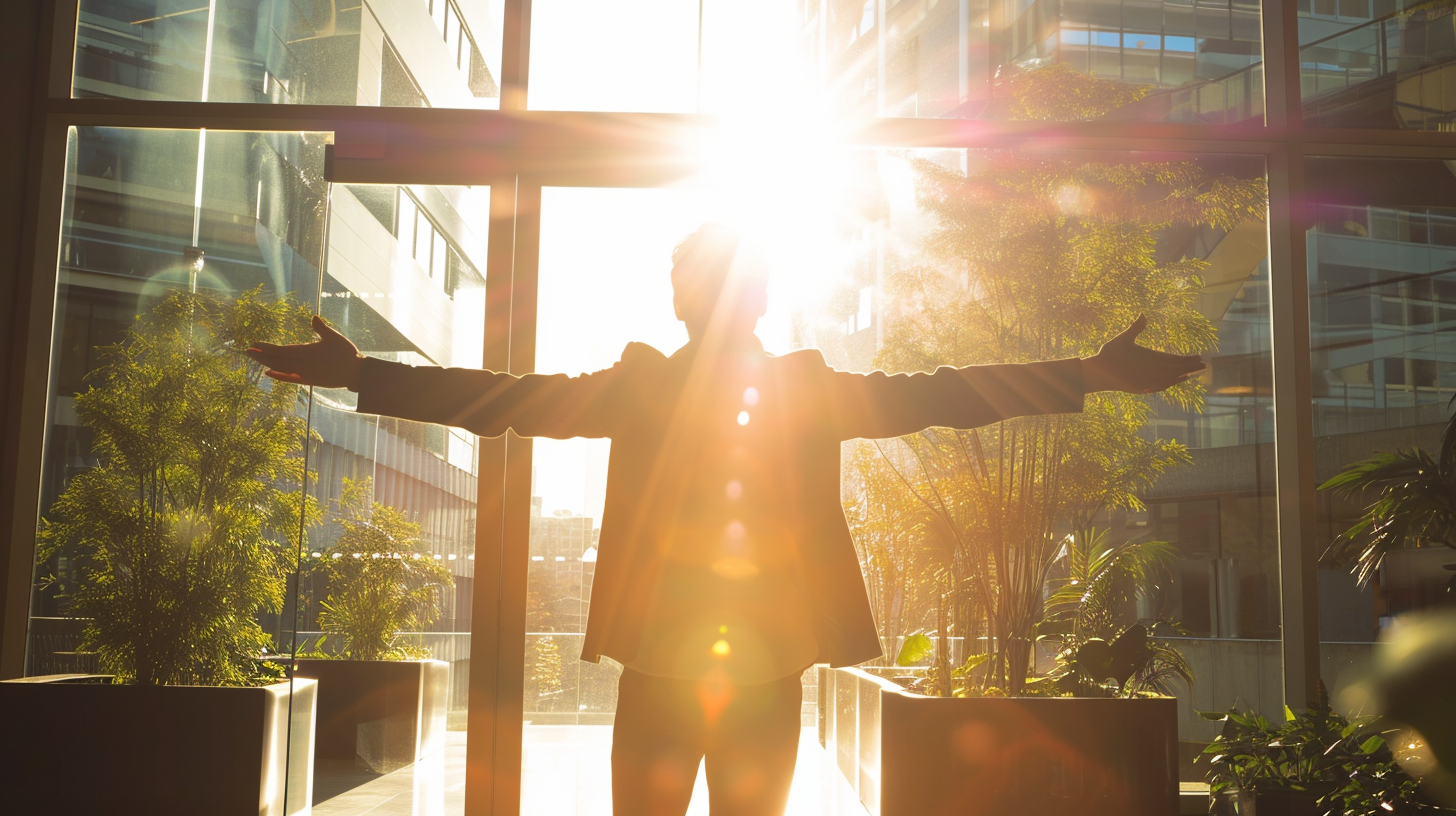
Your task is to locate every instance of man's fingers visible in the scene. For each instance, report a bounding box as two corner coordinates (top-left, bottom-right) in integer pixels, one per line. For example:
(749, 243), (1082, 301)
(264, 370), (306, 384)
(312, 314), (344, 342)
(247, 343), (316, 360)
(1114, 314), (1148, 344)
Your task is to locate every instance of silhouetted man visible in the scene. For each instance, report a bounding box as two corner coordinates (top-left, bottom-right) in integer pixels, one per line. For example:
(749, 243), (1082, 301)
(248, 223), (1202, 815)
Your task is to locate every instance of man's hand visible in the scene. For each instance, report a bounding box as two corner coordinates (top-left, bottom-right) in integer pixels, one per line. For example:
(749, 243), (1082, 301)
(246, 315), (364, 390)
(1081, 315), (1204, 394)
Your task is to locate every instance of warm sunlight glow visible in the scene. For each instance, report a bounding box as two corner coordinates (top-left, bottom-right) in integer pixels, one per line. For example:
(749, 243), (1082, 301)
(688, 117), (858, 328)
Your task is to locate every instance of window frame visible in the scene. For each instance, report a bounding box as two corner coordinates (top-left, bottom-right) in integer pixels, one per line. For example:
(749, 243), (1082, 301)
(6, 0), (1456, 814)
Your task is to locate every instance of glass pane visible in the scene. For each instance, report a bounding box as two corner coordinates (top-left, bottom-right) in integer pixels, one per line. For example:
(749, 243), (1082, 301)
(71, 0), (503, 109)
(1299, 0), (1456, 129)
(528, 0), (1264, 121)
(524, 148), (1272, 811)
(529, 0), (1257, 120)
(299, 180), (488, 814)
(523, 189), (692, 813)
(25, 124), (488, 814)
(1309, 157), (1456, 734)
(528, 0), (701, 112)
(27, 127), (326, 813)
(526, 186), (854, 813)
(812, 149), (1274, 789)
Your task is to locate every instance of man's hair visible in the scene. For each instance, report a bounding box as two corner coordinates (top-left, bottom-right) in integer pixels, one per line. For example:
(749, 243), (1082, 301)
(670, 223), (767, 307)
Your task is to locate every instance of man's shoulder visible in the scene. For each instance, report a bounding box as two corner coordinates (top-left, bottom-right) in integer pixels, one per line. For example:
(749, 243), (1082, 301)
(621, 341), (668, 364)
(772, 347), (828, 368)
(613, 342), (669, 377)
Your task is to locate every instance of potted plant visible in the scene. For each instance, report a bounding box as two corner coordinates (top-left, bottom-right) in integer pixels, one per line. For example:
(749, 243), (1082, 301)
(1201, 687), (1454, 815)
(820, 532), (1190, 816)
(294, 477), (455, 776)
(2, 288), (319, 816)
(1318, 404), (1456, 595)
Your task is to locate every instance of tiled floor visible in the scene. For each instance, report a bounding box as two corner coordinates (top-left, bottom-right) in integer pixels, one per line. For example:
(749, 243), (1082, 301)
(311, 726), (863, 815)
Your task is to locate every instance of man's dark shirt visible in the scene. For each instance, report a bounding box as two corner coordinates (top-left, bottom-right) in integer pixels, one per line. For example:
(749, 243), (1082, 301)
(355, 336), (1085, 681)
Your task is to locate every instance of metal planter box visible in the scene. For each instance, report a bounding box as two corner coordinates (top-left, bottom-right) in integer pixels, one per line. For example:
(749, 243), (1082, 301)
(294, 658), (448, 774)
(0, 676), (317, 816)
(819, 666), (1179, 816)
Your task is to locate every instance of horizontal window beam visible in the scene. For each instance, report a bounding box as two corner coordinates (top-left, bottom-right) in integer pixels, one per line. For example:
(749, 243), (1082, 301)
(44, 99), (1456, 186)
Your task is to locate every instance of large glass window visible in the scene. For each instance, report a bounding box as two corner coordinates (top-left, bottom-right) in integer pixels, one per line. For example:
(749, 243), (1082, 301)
(806, 0), (1263, 122)
(1306, 157), (1456, 717)
(71, 0), (503, 108)
(1298, 0), (1456, 128)
(298, 179), (487, 815)
(816, 148), (1274, 784)
(29, 125), (488, 814)
(15, 0), (1456, 812)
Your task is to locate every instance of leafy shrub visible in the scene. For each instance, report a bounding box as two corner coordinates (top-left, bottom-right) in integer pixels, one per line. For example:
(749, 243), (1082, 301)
(38, 288), (314, 685)
(1201, 689), (1453, 815)
(309, 478), (454, 661)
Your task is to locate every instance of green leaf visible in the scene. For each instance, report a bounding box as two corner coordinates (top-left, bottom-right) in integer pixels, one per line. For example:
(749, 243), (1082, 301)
(1359, 735), (1385, 755)
(895, 633), (935, 666)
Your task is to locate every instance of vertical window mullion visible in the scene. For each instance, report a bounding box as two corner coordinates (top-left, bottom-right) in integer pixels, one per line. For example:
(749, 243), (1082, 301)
(1262, 0), (1323, 712)
(1267, 140), (1322, 712)
(500, 0), (533, 111)
(463, 176), (523, 815)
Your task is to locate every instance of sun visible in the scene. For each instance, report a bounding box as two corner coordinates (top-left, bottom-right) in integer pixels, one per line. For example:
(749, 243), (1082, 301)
(684, 116), (864, 350)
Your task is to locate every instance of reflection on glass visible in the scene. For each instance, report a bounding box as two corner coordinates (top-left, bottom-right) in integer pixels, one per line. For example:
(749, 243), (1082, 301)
(806, 0), (1264, 122)
(1298, 0), (1456, 129)
(298, 180), (487, 815)
(530, 0), (1266, 120)
(806, 149), (1273, 784)
(72, 0), (502, 108)
(29, 125), (487, 814)
(29, 127), (327, 814)
(526, 151), (1272, 808)
(1307, 158), (1456, 723)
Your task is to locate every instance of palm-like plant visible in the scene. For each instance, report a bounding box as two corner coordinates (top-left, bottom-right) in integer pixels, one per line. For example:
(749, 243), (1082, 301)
(1041, 530), (1194, 696)
(1319, 408), (1456, 589)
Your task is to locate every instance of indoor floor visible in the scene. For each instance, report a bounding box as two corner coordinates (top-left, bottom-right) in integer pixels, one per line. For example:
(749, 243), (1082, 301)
(312, 726), (863, 816)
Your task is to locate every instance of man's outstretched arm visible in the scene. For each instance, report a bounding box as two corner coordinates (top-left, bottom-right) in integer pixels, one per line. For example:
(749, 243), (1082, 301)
(246, 316), (624, 439)
(822, 316), (1204, 441)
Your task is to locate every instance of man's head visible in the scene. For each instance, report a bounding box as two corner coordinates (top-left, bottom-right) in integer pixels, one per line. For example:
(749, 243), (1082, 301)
(670, 223), (769, 340)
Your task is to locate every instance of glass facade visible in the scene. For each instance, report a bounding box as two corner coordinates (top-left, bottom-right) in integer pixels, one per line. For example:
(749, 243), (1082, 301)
(74, 0), (503, 107)
(1305, 156), (1456, 715)
(32, 123), (488, 812)
(4, 0), (1455, 814)
(803, 0), (1265, 121)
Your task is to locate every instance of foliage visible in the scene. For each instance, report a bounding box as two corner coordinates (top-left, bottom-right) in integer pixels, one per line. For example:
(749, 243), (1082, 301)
(991, 62), (1150, 121)
(37, 288), (315, 686)
(1200, 690), (1453, 815)
(309, 478), (455, 661)
(860, 76), (1263, 693)
(1050, 623), (1192, 698)
(895, 632), (935, 666)
(532, 636), (564, 699)
(1039, 530), (1193, 697)
(843, 442), (939, 663)
(1319, 407), (1456, 589)
(1041, 530), (1175, 638)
